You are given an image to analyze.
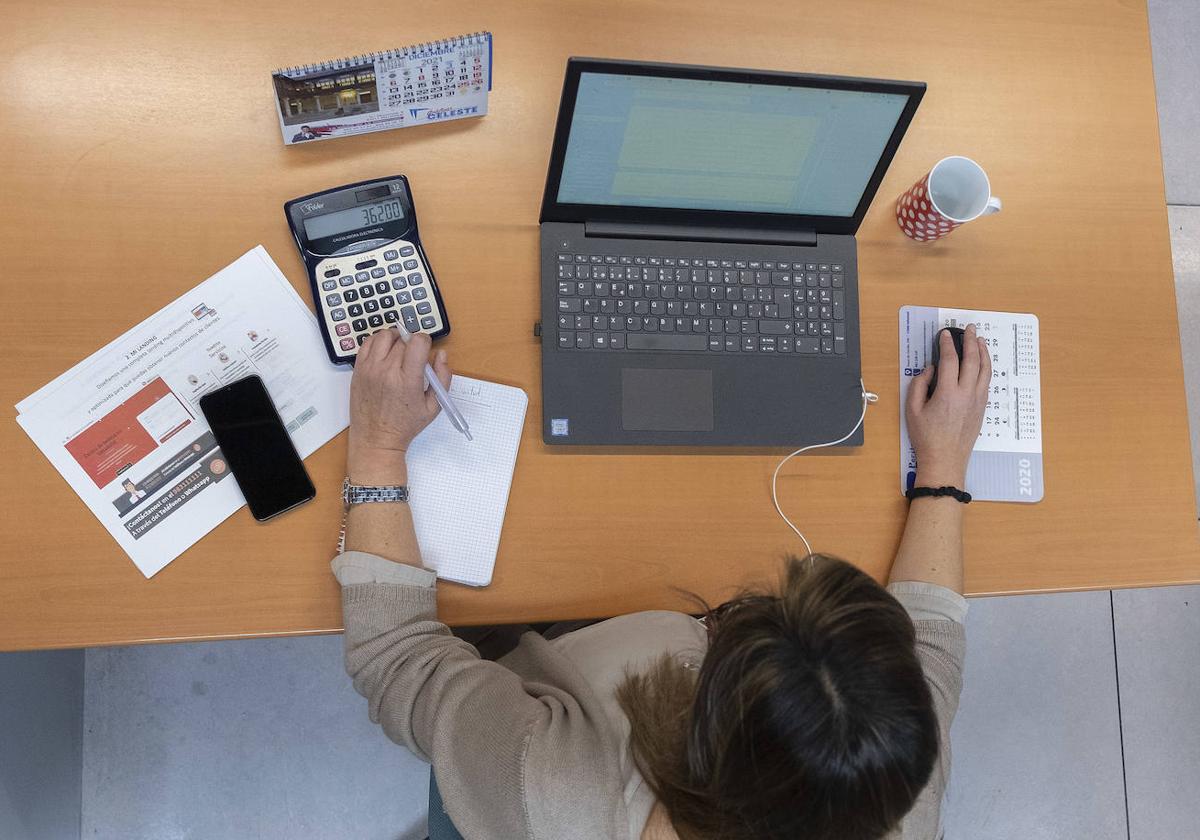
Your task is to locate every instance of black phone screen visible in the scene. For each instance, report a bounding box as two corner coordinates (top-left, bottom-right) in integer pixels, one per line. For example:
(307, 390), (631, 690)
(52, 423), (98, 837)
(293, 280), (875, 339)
(199, 375), (315, 521)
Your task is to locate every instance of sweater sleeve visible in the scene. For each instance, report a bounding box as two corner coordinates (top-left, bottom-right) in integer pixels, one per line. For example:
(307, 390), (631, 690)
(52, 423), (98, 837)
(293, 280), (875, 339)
(337, 555), (627, 840)
(885, 587), (967, 840)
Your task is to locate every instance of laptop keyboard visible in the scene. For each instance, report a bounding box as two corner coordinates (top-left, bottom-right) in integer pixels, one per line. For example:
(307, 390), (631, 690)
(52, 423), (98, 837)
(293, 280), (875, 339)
(554, 252), (847, 354)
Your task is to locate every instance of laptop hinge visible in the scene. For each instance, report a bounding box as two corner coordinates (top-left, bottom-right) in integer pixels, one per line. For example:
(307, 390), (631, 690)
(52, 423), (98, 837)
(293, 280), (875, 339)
(584, 220), (817, 247)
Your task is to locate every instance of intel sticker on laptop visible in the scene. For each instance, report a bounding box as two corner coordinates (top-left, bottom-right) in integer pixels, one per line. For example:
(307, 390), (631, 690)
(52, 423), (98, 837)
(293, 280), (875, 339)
(551, 418), (569, 437)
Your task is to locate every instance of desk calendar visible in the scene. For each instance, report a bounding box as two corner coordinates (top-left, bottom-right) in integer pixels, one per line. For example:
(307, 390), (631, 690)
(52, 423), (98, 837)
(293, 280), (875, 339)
(272, 32), (492, 145)
(899, 306), (1044, 502)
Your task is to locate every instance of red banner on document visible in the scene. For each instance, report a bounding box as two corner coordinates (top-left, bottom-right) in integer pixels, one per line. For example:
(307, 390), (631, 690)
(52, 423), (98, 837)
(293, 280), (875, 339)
(64, 378), (193, 488)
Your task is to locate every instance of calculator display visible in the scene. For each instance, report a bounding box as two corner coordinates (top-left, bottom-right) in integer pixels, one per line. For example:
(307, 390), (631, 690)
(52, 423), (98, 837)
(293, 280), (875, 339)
(302, 198), (405, 240)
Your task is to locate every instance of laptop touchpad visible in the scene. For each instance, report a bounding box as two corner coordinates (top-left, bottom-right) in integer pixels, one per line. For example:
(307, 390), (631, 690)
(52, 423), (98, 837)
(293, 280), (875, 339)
(621, 368), (714, 432)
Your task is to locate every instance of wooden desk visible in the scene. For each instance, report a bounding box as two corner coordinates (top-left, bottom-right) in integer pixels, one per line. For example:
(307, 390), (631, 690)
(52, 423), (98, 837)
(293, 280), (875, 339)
(2, 0), (1196, 651)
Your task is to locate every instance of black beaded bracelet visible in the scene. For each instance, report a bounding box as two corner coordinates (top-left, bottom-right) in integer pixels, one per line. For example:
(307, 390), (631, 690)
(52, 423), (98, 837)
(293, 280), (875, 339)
(906, 485), (972, 504)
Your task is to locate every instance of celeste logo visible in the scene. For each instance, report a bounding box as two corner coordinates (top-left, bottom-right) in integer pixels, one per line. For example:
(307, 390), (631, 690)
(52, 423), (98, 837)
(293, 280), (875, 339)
(409, 105), (480, 121)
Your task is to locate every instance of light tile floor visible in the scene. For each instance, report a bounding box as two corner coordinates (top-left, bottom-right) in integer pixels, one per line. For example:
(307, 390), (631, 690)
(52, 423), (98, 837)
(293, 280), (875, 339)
(70, 2), (1200, 838)
(1149, 0), (1200, 205)
(1114, 585), (1200, 840)
(1169, 205), (1200, 507)
(944, 592), (1128, 840)
(82, 636), (429, 840)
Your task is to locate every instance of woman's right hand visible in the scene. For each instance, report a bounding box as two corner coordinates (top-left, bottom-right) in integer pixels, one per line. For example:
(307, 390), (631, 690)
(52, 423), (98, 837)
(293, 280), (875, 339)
(346, 329), (452, 483)
(905, 323), (992, 487)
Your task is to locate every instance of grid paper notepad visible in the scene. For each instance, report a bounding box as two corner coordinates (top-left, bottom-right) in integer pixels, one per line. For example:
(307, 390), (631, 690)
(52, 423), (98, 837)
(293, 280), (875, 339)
(405, 376), (527, 586)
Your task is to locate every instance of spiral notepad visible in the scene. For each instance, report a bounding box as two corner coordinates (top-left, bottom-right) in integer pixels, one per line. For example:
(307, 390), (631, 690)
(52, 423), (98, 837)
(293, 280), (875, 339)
(405, 377), (527, 587)
(272, 32), (492, 145)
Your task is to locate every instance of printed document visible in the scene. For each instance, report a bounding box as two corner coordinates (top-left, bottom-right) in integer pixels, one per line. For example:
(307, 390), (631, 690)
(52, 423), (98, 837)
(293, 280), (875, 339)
(16, 247), (352, 577)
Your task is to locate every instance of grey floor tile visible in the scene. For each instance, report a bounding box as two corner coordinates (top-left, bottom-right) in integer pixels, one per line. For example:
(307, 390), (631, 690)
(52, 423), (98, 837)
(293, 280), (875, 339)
(0, 649), (84, 840)
(1113, 585), (1200, 840)
(943, 591), (1127, 840)
(1149, 0), (1200, 203)
(82, 635), (429, 840)
(1170, 205), (1200, 512)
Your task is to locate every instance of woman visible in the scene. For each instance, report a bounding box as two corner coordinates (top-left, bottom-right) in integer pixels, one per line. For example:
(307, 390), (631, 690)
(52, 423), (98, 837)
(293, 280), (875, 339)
(335, 325), (990, 840)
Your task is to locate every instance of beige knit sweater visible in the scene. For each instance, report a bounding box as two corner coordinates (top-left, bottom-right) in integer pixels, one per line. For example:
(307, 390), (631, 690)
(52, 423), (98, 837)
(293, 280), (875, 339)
(337, 552), (966, 840)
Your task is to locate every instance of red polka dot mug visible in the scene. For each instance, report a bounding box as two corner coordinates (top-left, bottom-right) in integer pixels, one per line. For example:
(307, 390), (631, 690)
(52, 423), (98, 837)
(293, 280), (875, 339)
(895, 156), (1001, 241)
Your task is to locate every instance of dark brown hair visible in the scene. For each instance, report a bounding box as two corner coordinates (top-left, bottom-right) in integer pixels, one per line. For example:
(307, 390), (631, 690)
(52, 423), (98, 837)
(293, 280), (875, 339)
(617, 554), (937, 840)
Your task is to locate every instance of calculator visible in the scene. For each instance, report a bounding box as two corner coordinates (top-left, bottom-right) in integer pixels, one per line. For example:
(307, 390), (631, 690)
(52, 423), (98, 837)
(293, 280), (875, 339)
(285, 175), (450, 364)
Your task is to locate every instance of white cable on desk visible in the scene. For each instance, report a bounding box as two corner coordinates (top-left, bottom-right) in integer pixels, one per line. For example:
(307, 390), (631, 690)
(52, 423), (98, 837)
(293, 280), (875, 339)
(771, 379), (879, 555)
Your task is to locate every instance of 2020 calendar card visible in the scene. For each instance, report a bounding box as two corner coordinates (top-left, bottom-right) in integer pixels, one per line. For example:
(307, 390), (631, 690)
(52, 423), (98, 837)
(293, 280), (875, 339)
(899, 306), (1044, 503)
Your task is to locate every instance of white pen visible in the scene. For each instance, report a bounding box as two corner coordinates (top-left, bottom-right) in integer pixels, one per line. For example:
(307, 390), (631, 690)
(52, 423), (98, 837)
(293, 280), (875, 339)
(395, 325), (472, 441)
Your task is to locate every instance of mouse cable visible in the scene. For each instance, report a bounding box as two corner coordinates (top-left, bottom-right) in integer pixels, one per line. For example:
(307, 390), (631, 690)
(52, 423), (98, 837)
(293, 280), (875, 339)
(771, 379), (879, 555)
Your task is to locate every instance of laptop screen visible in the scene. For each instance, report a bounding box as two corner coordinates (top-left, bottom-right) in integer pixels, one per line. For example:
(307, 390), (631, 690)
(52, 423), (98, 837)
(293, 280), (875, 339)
(556, 72), (910, 218)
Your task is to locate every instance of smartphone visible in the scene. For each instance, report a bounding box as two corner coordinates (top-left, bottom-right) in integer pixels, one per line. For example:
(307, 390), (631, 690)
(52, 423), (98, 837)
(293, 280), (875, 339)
(199, 375), (316, 521)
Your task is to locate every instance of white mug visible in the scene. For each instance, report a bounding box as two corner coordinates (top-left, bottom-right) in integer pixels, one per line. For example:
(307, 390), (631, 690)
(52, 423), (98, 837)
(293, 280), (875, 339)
(895, 156), (1002, 241)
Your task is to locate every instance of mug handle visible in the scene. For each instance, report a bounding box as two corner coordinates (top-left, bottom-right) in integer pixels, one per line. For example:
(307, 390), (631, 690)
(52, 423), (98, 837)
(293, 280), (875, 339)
(984, 196), (1002, 215)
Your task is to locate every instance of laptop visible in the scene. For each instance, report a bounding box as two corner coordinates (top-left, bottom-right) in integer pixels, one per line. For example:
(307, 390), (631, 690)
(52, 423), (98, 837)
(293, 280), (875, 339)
(539, 59), (924, 446)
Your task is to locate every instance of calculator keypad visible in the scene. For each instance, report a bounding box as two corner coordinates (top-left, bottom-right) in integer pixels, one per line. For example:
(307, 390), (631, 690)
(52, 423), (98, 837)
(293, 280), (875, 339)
(314, 238), (445, 361)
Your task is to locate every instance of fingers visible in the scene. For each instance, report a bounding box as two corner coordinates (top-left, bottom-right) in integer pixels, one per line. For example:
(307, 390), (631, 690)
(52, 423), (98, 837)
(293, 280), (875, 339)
(380, 327), (408, 368)
(431, 348), (452, 389)
(958, 324), (980, 385)
(424, 350), (452, 415)
(358, 329), (392, 367)
(401, 332), (433, 388)
(936, 328), (959, 389)
(976, 337), (993, 394)
(908, 364), (933, 414)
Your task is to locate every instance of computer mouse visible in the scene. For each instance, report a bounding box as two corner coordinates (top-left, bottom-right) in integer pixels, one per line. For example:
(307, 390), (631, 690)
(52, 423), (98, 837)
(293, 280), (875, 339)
(927, 327), (966, 397)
